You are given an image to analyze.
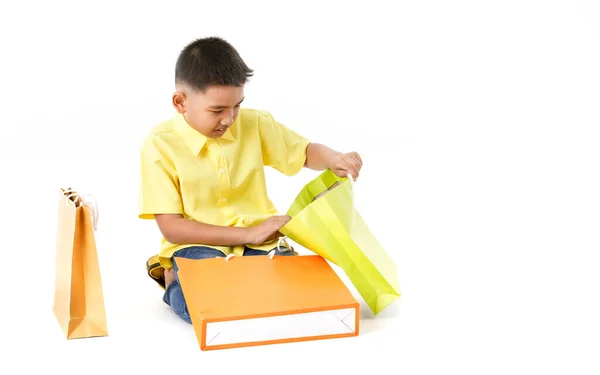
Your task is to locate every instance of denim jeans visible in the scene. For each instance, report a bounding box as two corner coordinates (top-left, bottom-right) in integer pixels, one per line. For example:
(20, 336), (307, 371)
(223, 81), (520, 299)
(163, 246), (295, 324)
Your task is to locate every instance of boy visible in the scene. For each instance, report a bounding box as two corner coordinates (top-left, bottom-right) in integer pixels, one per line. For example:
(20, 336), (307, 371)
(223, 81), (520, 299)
(139, 37), (363, 323)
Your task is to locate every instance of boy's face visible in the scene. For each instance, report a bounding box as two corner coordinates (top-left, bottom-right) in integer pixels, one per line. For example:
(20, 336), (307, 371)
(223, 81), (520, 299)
(173, 84), (245, 138)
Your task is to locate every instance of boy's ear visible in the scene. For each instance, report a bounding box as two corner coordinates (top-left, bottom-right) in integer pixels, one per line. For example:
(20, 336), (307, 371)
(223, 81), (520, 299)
(172, 91), (186, 113)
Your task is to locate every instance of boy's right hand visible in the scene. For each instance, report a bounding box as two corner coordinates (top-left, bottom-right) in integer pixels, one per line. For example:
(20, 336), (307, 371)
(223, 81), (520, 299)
(247, 215), (291, 245)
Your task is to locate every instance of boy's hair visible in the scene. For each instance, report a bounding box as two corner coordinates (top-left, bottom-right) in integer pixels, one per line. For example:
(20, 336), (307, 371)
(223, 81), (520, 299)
(175, 37), (253, 92)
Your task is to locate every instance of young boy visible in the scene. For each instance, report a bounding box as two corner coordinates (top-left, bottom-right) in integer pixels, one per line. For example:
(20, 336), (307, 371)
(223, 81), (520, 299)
(139, 37), (363, 323)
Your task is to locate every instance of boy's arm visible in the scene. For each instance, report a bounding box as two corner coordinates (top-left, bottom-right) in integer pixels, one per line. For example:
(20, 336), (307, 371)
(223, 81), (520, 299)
(305, 143), (363, 180)
(256, 110), (363, 179)
(154, 214), (290, 246)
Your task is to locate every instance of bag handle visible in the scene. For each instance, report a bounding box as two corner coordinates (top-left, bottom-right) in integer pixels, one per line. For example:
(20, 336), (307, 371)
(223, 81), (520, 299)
(223, 236), (291, 261)
(82, 194), (100, 232)
(267, 236), (291, 259)
(62, 189), (100, 231)
(347, 174), (357, 230)
(64, 189), (81, 206)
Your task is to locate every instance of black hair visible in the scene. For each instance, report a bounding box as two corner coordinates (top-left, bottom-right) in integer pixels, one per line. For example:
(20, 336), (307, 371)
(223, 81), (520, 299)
(175, 36), (253, 92)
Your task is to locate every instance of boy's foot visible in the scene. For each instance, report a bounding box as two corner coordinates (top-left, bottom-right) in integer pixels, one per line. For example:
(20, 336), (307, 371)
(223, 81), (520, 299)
(164, 268), (175, 288)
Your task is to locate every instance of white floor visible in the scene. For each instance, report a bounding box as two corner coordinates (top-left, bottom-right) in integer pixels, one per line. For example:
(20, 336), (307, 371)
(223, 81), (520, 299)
(2, 157), (599, 374)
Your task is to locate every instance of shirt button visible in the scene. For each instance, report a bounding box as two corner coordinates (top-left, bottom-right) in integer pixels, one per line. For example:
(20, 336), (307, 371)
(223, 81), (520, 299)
(220, 168), (225, 173)
(222, 198), (227, 202)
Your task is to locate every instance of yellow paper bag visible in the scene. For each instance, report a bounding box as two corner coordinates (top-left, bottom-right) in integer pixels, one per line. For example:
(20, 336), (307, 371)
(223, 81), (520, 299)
(53, 188), (108, 339)
(280, 170), (401, 315)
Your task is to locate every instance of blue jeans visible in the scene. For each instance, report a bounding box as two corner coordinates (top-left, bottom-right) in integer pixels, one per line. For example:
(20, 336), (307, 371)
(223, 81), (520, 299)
(163, 246), (295, 324)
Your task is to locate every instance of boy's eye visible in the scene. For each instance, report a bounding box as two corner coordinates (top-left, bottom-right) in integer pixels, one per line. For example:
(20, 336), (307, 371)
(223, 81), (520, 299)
(210, 105), (240, 114)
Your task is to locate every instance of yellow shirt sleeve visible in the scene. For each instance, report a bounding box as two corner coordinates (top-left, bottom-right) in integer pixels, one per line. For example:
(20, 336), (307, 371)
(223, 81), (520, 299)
(258, 110), (310, 176)
(138, 135), (184, 219)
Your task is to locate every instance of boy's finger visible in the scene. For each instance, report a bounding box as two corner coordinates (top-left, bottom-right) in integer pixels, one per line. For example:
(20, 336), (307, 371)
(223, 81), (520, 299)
(276, 218), (290, 227)
(345, 159), (360, 178)
(351, 154), (362, 169)
(344, 165), (359, 181)
(353, 153), (363, 167)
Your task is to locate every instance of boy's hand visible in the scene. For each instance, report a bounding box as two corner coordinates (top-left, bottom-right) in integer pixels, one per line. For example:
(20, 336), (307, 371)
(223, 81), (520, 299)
(330, 152), (363, 181)
(246, 215), (291, 245)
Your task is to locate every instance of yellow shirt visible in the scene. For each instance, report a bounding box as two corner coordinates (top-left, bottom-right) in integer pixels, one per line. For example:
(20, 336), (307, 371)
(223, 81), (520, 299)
(139, 108), (310, 268)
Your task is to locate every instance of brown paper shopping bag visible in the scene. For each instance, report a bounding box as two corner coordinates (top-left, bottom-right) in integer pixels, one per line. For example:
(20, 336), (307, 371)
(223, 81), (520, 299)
(53, 188), (108, 339)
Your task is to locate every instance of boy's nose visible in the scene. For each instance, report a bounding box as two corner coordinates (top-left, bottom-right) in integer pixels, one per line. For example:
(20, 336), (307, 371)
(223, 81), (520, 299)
(221, 109), (235, 126)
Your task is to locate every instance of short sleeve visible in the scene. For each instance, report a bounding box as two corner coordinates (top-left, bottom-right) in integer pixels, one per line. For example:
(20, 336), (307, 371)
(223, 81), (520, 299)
(138, 135), (184, 219)
(257, 111), (311, 176)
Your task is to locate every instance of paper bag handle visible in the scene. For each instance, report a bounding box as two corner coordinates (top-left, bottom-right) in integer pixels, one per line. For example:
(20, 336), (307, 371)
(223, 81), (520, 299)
(63, 189), (100, 231)
(223, 236), (291, 261)
(347, 174), (357, 230)
(82, 194), (100, 232)
(267, 237), (291, 259)
(347, 173), (354, 187)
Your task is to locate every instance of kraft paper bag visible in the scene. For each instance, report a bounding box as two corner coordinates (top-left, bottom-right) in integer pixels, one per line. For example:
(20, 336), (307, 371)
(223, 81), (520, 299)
(53, 188), (108, 339)
(280, 170), (401, 315)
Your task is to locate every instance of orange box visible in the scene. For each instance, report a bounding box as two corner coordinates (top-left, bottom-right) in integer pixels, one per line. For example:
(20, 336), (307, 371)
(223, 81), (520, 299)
(176, 254), (360, 350)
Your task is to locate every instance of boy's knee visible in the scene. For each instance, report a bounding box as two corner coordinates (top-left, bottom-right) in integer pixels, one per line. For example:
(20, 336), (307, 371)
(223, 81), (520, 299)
(175, 306), (192, 324)
(163, 282), (192, 323)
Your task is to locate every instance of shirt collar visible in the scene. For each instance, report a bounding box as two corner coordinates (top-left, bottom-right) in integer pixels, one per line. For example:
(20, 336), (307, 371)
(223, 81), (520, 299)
(173, 112), (235, 155)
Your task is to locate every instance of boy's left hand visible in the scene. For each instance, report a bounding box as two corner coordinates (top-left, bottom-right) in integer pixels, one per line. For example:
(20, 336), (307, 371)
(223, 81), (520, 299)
(330, 152), (362, 181)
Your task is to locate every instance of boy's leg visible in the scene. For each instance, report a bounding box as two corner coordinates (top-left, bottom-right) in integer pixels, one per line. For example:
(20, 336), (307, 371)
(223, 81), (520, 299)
(243, 246), (296, 256)
(163, 246), (225, 324)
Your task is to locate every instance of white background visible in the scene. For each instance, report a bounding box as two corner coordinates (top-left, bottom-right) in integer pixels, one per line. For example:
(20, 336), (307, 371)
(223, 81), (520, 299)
(1, 0), (599, 373)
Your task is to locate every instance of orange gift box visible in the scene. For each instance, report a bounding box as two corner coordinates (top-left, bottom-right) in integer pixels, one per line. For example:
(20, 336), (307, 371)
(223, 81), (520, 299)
(176, 254), (360, 351)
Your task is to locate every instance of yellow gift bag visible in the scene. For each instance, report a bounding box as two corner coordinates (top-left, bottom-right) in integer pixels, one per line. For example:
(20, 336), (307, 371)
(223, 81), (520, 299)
(280, 170), (401, 315)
